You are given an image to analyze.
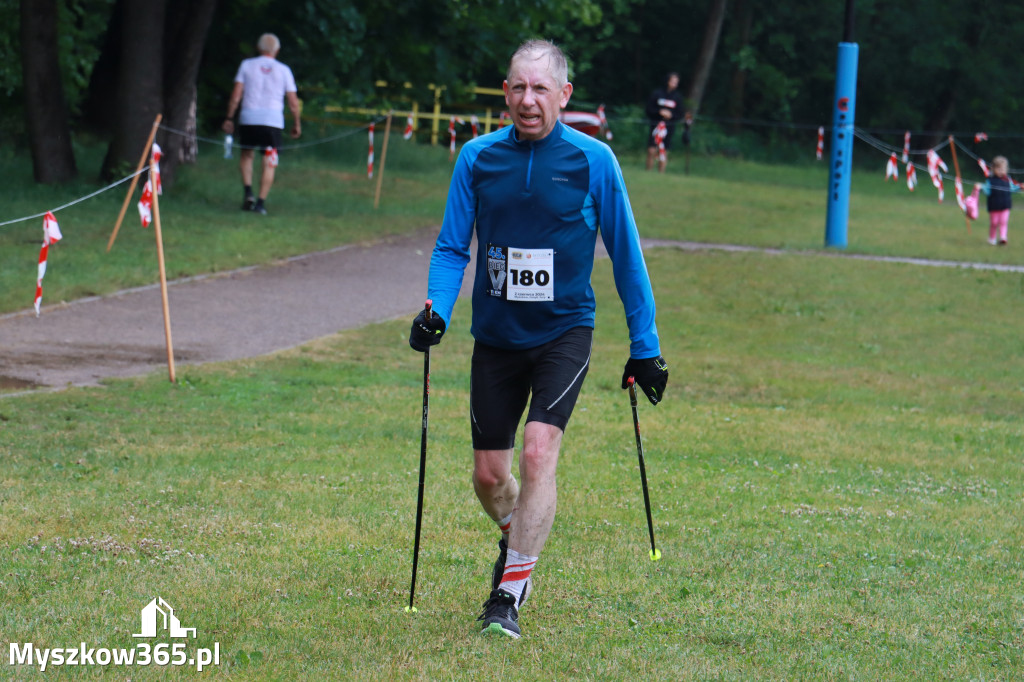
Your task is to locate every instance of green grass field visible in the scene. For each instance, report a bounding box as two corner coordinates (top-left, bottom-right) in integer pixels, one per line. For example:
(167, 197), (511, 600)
(0, 128), (1019, 317)
(1, 136), (1022, 679)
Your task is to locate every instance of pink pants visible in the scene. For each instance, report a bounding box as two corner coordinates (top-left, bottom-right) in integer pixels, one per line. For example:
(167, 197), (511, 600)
(989, 209), (1010, 242)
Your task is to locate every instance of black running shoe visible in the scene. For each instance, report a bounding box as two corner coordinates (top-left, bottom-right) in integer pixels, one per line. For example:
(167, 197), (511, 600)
(252, 203), (268, 215)
(242, 195), (256, 211)
(491, 538), (507, 590)
(477, 589), (521, 638)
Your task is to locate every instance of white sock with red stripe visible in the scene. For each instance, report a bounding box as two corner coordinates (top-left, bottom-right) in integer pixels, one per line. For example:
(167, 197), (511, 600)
(498, 548), (537, 605)
(498, 512), (513, 543)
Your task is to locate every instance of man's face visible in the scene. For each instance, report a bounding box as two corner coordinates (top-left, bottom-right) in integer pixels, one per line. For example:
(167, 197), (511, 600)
(503, 55), (572, 141)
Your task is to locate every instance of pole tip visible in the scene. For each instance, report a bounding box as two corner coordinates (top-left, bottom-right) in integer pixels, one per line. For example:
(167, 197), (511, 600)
(404, 605), (418, 613)
(650, 548), (662, 562)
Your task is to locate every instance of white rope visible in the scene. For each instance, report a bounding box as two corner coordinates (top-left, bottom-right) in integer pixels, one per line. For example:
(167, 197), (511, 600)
(157, 117), (384, 152)
(850, 128), (1000, 190)
(0, 167), (147, 229)
(1, 119), (385, 231)
(2, 115), (1017, 231)
(854, 128), (951, 158)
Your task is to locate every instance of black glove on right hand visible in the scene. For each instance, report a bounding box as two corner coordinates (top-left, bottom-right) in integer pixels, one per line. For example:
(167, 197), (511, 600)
(409, 309), (446, 352)
(622, 355), (669, 405)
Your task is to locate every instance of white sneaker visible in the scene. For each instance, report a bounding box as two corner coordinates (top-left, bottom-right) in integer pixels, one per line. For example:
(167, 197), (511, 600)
(988, 237), (998, 246)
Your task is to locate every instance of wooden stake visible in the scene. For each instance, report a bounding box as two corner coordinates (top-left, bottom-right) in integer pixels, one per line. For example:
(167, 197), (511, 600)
(374, 112), (393, 210)
(948, 135), (971, 235)
(107, 114), (162, 252)
(149, 157), (176, 384)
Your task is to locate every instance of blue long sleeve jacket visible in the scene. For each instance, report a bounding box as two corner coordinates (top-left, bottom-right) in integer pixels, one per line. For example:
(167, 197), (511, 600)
(428, 121), (661, 358)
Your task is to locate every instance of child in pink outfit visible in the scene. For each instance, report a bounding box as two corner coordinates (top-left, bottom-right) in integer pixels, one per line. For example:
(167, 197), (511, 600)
(981, 156), (1018, 246)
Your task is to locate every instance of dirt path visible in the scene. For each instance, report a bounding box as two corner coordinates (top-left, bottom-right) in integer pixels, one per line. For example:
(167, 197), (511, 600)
(2, 230), (1020, 393)
(0, 227), (461, 391)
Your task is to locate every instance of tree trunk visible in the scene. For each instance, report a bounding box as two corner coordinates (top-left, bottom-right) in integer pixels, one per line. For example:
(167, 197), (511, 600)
(632, 2), (646, 104)
(921, 14), (983, 153)
(101, 0), (167, 181)
(685, 0), (728, 115)
(21, 0), (77, 183)
(80, 0), (123, 136)
(158, 0), (218, 186)
(921, 90), (957, 152)
(726, 0), (753, 133)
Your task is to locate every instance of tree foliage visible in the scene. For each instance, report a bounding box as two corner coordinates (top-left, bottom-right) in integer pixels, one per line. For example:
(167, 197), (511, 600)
(6, 0), (1024, 180)
(0, 0), (113, 139)
(201, 0), (607, 112)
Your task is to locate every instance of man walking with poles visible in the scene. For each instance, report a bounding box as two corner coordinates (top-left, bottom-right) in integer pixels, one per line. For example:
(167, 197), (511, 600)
(409, 39), (668, 638)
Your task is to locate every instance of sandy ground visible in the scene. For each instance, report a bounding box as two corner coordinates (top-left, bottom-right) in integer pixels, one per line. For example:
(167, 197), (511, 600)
(2, 228), (1020, 393)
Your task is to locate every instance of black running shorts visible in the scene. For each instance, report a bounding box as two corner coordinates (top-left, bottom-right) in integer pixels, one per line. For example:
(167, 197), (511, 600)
(470, 326), (593, 450)
(238, 124), (283, 152)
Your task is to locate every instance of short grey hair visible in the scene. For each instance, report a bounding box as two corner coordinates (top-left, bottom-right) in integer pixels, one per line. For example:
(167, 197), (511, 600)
(257, 33), (280, 56)
(507, 40), (569, 87)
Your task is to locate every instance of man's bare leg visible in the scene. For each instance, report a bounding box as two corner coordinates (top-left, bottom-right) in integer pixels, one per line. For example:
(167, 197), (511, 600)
(508, 421), (562, 556)
(258, 162), (276, 201)
(474, 421), (562, 553)
(239, 149), (255, 187)
(474, 421), (563, 608)
(474, 447), (518, 524)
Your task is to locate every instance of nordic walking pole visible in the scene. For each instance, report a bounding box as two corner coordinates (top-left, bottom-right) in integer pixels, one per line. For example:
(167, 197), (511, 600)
(407, 299), (433, 612)
(108, 114), (162, 252)
(628, 377), (661, 561)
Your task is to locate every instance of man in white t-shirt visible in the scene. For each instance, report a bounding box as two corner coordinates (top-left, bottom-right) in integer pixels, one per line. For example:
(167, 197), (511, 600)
(222, 33), (301, 215)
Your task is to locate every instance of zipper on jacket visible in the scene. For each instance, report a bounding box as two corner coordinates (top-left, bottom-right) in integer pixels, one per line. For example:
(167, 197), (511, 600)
(525, 143), (534, 191)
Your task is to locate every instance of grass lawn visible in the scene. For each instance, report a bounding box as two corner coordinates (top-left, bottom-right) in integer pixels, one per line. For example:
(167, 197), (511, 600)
(0, 130), (451, 316)
(1, 130), (1020, 317)
(1, 137), (1022, 678)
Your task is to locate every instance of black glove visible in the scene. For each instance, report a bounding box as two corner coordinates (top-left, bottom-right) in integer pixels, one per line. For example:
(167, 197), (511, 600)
(622, 356), (668, 405)
(409, 308), (446, 352)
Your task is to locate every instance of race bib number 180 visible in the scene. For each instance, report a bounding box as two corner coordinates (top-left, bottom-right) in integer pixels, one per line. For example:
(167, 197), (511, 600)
(507, 248), (554, 301)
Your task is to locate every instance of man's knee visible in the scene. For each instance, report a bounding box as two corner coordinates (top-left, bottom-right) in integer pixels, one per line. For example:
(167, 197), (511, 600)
(473, 450), (512, 489)
(473, 467), (502, 490)
(519, 423), (562, 481)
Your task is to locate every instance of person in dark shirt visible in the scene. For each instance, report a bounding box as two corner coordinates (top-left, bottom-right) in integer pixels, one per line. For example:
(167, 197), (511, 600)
(645, 72), (685, 172)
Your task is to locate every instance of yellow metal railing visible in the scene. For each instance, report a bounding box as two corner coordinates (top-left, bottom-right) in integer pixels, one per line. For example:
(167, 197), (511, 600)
(324, 82), (507, 145)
